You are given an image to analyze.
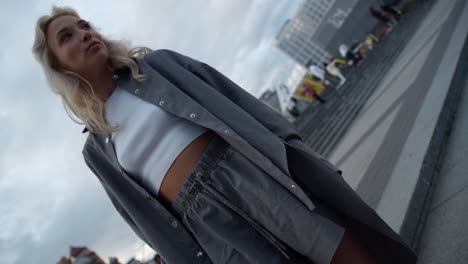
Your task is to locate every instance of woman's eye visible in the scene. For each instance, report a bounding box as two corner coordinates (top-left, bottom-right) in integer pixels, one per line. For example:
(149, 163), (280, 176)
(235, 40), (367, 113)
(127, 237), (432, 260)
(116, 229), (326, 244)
(83, 23), (91, 29)
(62, 32), (72, 42)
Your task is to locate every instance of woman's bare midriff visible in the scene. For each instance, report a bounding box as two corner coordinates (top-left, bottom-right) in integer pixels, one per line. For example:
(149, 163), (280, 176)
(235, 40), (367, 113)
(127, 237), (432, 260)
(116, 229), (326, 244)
(159, 130), (216, 207)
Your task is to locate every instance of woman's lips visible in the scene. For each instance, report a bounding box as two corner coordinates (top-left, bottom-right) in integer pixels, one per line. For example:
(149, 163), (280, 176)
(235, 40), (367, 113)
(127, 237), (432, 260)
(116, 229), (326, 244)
(87, 42), (100, 51)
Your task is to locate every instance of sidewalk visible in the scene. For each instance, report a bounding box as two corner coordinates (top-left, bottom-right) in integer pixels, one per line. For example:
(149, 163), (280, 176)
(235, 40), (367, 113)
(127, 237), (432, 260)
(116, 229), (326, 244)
(416, 40), (468, 263)
(318, 0), (468, 260)
(294, 0), (436, 159)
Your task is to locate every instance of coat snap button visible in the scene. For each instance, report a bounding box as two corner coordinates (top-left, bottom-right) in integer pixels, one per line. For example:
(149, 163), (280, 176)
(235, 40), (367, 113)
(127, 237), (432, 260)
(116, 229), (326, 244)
(190, 113), (196, 118)
(105, 137), (110, 144)
(119, 169), (123, 174)
(112, 74), (119, 80)
(159, 100), (165, 106)
(196, 172), (203, 177)
(291, 184), (296, 189)
(171, 221), (179, 228)
(145, 195), (152, 200)
(196, 251), (204, 258)
(134, 89), (140, 94)
(224, 129), (230, 134)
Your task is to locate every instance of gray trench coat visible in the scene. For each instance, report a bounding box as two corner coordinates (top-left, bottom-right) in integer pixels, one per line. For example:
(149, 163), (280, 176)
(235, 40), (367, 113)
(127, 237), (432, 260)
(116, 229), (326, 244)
(81, 49), (417, 264)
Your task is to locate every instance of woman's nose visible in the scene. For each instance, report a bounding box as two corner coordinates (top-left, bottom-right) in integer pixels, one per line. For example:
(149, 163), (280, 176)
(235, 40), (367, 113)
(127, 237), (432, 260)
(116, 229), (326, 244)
(81, 30), (92, 42)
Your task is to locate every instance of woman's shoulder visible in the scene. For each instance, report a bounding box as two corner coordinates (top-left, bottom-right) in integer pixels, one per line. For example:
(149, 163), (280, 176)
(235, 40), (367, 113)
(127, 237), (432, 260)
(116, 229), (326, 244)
(143, 49), (195, 70)
(143, 49), (185, 62)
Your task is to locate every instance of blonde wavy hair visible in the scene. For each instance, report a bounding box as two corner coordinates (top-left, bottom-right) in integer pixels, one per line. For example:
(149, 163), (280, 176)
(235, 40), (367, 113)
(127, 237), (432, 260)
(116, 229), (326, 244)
(32, 5), (152, 133)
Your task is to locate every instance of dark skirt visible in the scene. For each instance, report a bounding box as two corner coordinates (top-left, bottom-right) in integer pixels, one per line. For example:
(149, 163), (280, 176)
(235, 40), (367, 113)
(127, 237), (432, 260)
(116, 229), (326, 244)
(169, 134), (345, 264)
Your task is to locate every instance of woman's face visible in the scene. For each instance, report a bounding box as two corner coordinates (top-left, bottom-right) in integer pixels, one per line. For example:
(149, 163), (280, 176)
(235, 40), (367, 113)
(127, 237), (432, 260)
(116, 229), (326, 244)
(46, 15), (109, 78)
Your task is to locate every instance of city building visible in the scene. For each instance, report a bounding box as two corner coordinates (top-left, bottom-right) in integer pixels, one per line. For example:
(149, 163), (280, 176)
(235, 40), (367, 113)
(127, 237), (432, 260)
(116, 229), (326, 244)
(277, 64), (308, 113)
(126, 258), (143, 264)
(276, 0), (379, 66)
(70, 247), (106, 264)
(57, 257), (71, 264)
(109, 257), (123, 264)
(57, 246), (164, 264)
(276, 0), (336, 65)
(259, 89), (281, 113)
(56, 246), (106, 264)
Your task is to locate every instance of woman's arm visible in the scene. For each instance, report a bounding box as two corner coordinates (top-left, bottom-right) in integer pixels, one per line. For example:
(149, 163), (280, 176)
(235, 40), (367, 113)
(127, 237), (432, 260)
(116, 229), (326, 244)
(82, 148), (153, 247)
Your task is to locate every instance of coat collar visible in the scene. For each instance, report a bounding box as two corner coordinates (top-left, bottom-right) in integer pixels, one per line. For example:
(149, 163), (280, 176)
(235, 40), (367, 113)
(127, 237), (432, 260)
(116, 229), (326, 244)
(82, 67), (130, 134)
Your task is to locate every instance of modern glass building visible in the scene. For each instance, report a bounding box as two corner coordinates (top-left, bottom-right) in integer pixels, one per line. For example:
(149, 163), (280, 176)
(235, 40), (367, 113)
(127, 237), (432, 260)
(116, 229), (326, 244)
(276, 0), (336, 65)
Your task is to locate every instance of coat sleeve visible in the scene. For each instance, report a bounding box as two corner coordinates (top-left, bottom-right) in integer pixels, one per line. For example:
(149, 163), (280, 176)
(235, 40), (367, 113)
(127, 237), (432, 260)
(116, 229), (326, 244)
(151, 49), (303, 143)
(286, 138), (343, 175)
(82, 149), (153, 247)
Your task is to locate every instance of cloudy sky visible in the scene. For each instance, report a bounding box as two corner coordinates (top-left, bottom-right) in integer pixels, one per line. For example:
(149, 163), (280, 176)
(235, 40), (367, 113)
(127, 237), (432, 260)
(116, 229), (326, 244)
(0, 0), (303, 263)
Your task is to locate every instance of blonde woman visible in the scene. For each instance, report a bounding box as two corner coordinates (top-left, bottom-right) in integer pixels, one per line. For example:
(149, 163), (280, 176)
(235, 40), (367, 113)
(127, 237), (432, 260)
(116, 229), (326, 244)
(32, 6), (417, 264)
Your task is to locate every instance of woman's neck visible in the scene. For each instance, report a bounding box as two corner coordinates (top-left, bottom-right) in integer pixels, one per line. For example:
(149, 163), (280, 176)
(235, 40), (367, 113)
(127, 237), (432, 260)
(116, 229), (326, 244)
(87, 67), (117, 103)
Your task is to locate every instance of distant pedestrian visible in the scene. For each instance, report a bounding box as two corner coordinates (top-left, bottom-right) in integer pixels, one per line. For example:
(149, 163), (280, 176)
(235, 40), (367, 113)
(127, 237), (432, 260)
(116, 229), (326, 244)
(286, 97), (300, 117)
(379, 0), (403, 20)
(324, 58), (347, 87)
(305, 60), (330, 85)
(339, 43), (361, 65)
(339, 43), (350, 58)
(378, 0), (401, 7)
(369, 7), (395, 26)
(366, 32), (380, 43)
(362, 32), (378, 51)
(302, 84), (326, 104)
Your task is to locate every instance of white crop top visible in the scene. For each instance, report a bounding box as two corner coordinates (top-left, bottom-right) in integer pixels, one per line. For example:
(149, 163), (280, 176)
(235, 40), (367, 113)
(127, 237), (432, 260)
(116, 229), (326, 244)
(104, 86), (208, 197)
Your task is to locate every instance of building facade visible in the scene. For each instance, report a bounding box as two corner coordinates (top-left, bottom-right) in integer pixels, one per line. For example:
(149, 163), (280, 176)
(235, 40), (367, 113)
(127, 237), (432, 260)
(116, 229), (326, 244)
(276, 64), (308, 113)
(276, 0), (377, 65)
(276, 0), (336, 65)
(259, 89), (281, 113)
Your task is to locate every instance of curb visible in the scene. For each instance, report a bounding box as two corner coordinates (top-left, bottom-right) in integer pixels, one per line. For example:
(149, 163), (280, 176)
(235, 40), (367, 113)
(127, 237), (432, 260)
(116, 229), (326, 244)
(376, 0), (468, 250)
(407, 32), (468, 253)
